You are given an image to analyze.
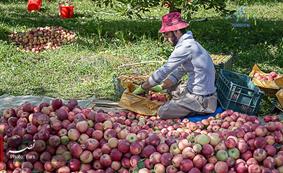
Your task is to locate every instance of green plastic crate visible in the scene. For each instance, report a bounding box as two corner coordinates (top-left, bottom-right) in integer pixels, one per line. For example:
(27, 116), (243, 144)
(216, 69), (264, 115)
(112, 75), (125, 98)
(212, 53), (234, 74)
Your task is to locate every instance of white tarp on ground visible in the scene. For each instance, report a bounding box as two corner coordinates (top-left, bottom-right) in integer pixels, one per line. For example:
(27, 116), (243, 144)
(0, 94), (282, 121)
(0, 94), (96, 113)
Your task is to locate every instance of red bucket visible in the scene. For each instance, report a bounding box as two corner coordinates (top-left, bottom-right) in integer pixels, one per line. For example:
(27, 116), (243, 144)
(27, 0), (42, 12)
(59, 5), (74, 18)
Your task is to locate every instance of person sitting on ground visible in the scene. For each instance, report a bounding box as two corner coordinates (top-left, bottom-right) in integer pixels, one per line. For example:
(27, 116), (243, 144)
(133, 11), (217, 119)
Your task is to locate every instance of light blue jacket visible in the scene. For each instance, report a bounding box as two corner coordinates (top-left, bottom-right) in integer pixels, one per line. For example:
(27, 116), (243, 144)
(148, 31), (216, 96)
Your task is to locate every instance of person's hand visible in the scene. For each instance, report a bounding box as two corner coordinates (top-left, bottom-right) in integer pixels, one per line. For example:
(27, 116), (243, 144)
(132, 85), (146, 95)
(151, 85), (163, 92)
(162, 79), (174, 89)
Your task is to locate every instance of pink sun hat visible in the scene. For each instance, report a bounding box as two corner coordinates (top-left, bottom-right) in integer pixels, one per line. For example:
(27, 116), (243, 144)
(159, 12), (189, 33)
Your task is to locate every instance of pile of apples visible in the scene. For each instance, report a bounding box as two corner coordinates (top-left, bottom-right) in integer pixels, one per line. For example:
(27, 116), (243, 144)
(1, 99), (283, 173)
(146, 91), (168, 102)
(9, 26), (76, 53)
(253, 71), (280, 81)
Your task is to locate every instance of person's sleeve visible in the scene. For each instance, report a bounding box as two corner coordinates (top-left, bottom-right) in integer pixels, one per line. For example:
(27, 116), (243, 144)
(148, 44), (192, 86)
(167, 65), (186, 85)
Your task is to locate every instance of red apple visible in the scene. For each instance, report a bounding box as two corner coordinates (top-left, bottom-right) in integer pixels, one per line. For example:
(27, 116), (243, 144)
(225, 138), (237, 149)
(214, 161), (228, 173)
(121, 158), (131, 169)
(265, 145), (277, 156)
(111, 161), (121, 171)
(104, 129), (117, 141)
(253, 148), (267, 162)
(265, 135), (275, 145)
(274, 154), (283, 167)
(57, 166), (70, 173)
(130, 141), (143, 155)
(68, 158), (80, 171)
(172, 154), (183, 168)
(70, 143), (83, 158)
(154, 163), (166, 173)
(95, 112), (108, 123)
(203, 163), (214, 173)
(242, 150), (253, 161)
(92, 130), (103, 140)
(40, 151), (52, 162)
(51, 155), (66, 169)
(149, 152), (161, 165)
(33, 161), (43, 172)
(117, 140), (130, 153)
(108, 137), (118, 149)
(93, 160), (102, 170)
(48, 135), (60, 147)
(56, 108), (68, 121)
(100, 154), (112, 167)
(146, 133), (161, 146)
(235, 162), (248, 173)
(51, 99), (63, 110)
(21, 162), (33, 169)
(86, 138), (99, 151)
(178, 139), (190, 150)
(202, 144), (214, 157)
(80, 150), (93, 163)
(179, 159), (193, 172)
(244, 132), (255, 141)
(188, 168), (201, 173)
(237, 140), (248, 153)
(246, 158), (258, 166)
(193, 154), (207, 169)
(263, 156), (276, 169)
(248, 164), (261, 173)
(255, 126), (268, 137)
(76, 120), (88, 133)
(254, 137), (267, 148)
(101, 143), (111, 154)
(68, 129), (80, 141)
(44, 162), (54, 172)
(160, 153), (173, 167)
(157, 143), (169, 153)
(138, 168), (150, 173)
(166, 165), (178, 173)
(215, 141), (227, 151)
(25, 151), (39, 163)
(130, 155), (140, 168)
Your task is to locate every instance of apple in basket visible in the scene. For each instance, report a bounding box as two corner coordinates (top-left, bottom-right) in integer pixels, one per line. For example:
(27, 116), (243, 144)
(147, 91), (168, 102)
(253, 71), (280, 81)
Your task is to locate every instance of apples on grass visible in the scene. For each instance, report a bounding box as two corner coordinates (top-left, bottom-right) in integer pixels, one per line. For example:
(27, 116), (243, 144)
(9, 26), (76, 53)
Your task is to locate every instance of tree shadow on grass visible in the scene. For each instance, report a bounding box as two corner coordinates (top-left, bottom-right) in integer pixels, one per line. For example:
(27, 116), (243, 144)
(0, 27), (10, 41)
(0, 4), (161, 48)
(190, 17), (283, 71)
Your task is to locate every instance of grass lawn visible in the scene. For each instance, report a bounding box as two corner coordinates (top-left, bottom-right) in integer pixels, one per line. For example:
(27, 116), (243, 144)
(0, 0), (282, 115)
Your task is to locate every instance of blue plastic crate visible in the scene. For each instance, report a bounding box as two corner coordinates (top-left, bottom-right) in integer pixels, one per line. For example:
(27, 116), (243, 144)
(181, 106), (224, 122)
(216, 69), (264, 115)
